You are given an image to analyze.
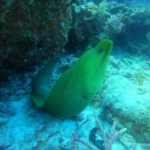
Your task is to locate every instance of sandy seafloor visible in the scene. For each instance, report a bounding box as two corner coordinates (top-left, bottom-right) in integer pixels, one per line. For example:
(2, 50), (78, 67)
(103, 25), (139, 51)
(0, 47), (150, 150)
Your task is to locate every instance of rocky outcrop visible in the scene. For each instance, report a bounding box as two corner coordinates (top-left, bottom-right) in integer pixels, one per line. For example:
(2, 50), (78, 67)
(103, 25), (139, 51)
(0, 0), (72, 70)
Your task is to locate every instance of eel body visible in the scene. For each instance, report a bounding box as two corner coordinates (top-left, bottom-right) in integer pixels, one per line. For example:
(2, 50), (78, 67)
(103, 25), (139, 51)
(31, 39), (113, 118)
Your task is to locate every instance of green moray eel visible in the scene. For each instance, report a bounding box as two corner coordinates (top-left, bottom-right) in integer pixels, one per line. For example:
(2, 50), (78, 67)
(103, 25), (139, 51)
(31, 39), (113, 118)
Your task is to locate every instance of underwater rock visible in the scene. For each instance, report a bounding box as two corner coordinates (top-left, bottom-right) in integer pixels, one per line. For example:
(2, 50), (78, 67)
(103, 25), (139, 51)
(120, 133), (137, 149)
(107, 15), (125, 34)
(0, 0), (72, 70)
(89, 127), (104, 150)
(0, 141), (11, 150)
(0, 102), (17, 117)
(136, 88), (146, 95)
(0, 134), (12, 150)
(66, 1), (107, 52)
(101, 71), (150, 142)
(23, 132), (35, 143)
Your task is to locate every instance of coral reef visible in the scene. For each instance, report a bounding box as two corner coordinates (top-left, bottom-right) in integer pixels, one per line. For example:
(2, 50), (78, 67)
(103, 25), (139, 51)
(66, 1), (150, 56)
(0, 0), (72, 70)
(104, 2), (150, 54)
(1, 0), (149, 69)
(65, 1), (108, 52)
